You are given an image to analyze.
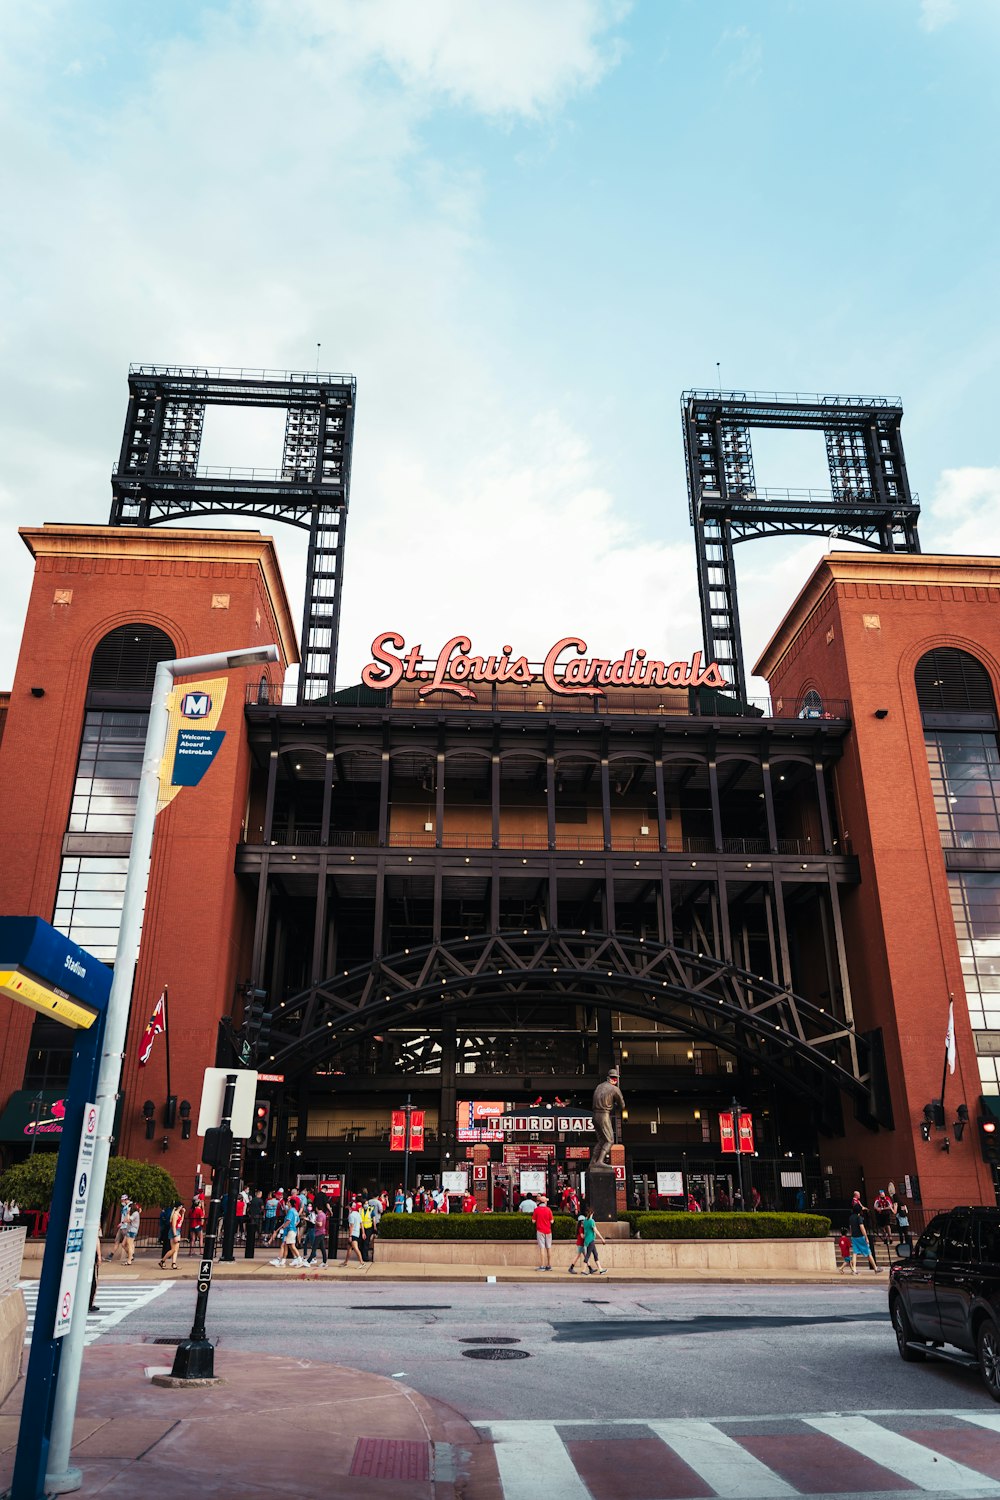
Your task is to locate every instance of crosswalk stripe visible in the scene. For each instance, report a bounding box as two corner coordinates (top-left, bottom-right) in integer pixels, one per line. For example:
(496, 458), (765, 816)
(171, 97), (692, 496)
(482, 1422), (591, 1500)
(805, 1415), (1000, 1495)
(957, 1413), (1000, 1435)
(19, 1281), (172, 1345)
(648, 1418), (797, 1497)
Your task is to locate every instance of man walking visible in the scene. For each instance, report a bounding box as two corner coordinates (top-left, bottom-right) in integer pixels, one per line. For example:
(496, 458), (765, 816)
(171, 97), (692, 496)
(342, 1199), (365, 1267)
(307, 1203), (329, 1266)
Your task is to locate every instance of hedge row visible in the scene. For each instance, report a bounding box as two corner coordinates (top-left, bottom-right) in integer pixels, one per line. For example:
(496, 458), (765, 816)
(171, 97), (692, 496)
(378, 1212), (577, 1240)
(629, 1212), (831, 1240)
(378, 1210), (831, 1240)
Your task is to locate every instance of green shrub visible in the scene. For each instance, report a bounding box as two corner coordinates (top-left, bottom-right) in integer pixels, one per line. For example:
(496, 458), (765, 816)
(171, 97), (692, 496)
(378, 1212), (577, 1240)
(633, 1211), (831, 1240)
(0, 1152), (179, 1214)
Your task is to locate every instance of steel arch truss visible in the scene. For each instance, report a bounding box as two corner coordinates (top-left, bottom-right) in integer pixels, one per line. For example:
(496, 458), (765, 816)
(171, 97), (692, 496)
(268, 929), (870, 1104)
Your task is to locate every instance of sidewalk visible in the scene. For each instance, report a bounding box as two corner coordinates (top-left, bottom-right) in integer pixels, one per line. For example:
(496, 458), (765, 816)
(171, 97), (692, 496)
(0, 1344), (502, 1498)
(19, 1243), (879, 1284)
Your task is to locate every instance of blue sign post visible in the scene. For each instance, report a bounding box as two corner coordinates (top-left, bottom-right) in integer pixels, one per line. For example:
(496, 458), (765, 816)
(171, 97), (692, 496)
(0, 919), (111, 1500)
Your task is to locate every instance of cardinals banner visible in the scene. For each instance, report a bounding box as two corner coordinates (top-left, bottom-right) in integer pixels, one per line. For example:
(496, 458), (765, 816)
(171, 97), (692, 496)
(719, 1110), (754, 1153)
(138, 989), (166, 1066)
(409, 1111), (425, 1152)
(389, 1111), (406, 1151)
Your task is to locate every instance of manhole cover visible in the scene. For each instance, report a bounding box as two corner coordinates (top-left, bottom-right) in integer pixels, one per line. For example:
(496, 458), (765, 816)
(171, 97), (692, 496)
(459, 1336), (521, 1345)
(151, 1336), (186, 1345)
(462, 1348), (531, 1361)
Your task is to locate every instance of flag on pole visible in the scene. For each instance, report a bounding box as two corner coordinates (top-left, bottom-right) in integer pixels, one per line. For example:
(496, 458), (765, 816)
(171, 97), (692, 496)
(138, 989), (166, 1066)
(945, 997), (957, 1076)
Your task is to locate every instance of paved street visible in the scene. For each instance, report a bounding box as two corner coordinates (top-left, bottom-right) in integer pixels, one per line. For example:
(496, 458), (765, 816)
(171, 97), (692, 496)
(26, 1275), (1000, 1498)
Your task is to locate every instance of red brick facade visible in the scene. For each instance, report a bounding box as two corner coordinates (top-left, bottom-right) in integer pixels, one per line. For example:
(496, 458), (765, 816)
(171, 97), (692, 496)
(0, 526), (297, 1185)
(756, 552), (1000, 1207)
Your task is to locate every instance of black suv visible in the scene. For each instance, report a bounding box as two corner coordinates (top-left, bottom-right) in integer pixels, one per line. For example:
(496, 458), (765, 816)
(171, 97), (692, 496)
(889, 1206), (1000, 1398)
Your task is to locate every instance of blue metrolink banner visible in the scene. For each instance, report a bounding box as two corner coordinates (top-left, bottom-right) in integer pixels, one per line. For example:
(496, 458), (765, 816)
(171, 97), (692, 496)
(171, 728), (226, 787)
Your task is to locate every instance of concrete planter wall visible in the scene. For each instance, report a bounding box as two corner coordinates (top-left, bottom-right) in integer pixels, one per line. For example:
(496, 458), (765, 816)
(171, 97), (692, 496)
(377, 1236), (836, 1273)
(0, 1229), (27, 1403)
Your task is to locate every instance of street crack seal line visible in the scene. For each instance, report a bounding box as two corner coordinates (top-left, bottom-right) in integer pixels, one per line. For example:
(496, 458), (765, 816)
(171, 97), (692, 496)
(551, 1311), (886, 1343)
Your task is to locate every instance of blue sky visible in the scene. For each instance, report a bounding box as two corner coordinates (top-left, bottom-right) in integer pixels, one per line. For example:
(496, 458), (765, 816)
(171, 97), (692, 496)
(1, 0), (998, 693)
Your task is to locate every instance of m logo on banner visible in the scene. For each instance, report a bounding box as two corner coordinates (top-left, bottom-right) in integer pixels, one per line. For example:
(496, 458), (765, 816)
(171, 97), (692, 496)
(180, 692), (212, 719)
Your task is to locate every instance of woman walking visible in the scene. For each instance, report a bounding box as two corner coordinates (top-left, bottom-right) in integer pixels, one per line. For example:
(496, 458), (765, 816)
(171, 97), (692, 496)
(581, 1205), (608, 1275)
(160, 1200), (184, 1270)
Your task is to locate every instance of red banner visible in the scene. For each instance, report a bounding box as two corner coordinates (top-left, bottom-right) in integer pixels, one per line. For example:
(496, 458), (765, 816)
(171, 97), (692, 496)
(409, 1111), (425, 1152)
(719, 1110), (754, 1152)
(389, 1111), (406, 1151)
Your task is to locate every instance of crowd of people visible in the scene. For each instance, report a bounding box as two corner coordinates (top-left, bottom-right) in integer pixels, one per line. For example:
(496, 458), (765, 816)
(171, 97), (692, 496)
(837, 1188), (911, 1273)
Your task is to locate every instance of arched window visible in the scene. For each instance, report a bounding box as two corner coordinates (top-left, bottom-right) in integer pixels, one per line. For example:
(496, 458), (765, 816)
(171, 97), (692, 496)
(53, 623), (177, 962)
(87, 623), (175, 698)
(916, 647), (1000, 1089)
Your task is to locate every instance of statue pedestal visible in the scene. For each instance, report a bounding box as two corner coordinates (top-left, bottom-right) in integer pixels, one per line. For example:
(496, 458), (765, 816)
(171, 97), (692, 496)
(588, 1167), (617, 1223)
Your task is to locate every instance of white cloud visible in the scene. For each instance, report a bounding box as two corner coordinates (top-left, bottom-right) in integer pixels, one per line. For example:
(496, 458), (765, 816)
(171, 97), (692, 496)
(919, 0), (958, 32)
(925, 466), (1000, 553)
(335, 412), (701, 684)
(0, 1), (629, 685)
(301, 0), (630, 118)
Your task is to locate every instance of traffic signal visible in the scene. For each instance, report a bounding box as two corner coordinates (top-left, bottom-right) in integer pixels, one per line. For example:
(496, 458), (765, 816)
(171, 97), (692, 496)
(143, 1099), (155, 1140)
(980, 1117), (1000, 1164)
(245, 987), (267, 1032)
(202, 1124), (233, 1168)
(954, 1104), (970, 1142)
(164, 1094), (177, 1130)
(252, 1099), (271, 1149)
(256, 1010), (273, 1058)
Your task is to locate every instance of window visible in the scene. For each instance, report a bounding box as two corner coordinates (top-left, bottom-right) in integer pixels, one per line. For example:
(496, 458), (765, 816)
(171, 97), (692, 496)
(916, 1214), (947, 1265)
(978, 1218), (1000, 1264)
(53, 857), (129, 962)
(949, 873), (1000, 1030)
(68, 712), (146, 833)
(941, 1212), (973, 1263)
(925, 732), (1000, 850)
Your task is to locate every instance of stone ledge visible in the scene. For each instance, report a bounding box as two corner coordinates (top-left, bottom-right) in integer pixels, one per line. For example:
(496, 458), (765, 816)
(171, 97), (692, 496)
(376, 1237), (837, 1272)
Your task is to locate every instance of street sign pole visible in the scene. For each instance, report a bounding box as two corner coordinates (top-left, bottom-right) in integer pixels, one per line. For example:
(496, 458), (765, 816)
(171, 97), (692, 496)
(9, 1016), (106, 1500)
(171, 1073), (238, 1379)
(42, 645), (277, 1495)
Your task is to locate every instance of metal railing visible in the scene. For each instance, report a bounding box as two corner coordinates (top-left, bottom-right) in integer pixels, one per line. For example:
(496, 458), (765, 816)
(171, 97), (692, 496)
(129, 363), (354, 384)
(252, 827), (809, 855)
(684, 388), (902, 409)
(247, 682), (851, 722)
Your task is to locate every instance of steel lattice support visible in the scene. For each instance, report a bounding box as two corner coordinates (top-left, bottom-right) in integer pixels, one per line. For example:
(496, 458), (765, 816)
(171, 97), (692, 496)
(682, 389), (921, 699)
(266, 929), (871, 1105)
(109, 364), (356, 703)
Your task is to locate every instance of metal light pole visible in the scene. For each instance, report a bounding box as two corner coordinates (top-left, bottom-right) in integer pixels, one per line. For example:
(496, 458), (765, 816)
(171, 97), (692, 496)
(44, 644), (277, 1494)
(402, 1094), (414, 1197)
(732, 1097), (746, 1211)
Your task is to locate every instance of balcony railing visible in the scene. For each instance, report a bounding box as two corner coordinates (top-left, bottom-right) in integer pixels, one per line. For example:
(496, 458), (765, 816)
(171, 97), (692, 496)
(247, 683), (851, 722)
(250, 827), (809, 856)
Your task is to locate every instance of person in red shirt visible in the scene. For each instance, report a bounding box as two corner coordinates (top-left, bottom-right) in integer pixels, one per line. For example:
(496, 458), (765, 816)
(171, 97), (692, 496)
(188, 1199), (205, 1254)
(532, 1194), (554, 1271)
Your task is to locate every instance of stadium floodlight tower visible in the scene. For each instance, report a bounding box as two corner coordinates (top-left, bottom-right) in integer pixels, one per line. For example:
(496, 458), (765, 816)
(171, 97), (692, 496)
(110, 364), (356, 703)
(682, 388), (921, 701)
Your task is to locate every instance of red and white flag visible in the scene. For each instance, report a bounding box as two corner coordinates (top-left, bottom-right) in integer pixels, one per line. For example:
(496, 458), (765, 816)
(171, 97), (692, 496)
(945, 997), (956, 1076)
(138, 990), (166, 1066)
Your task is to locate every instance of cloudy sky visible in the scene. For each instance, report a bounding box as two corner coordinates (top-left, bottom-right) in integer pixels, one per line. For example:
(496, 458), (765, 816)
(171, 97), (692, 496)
(2, 0), (999, 696)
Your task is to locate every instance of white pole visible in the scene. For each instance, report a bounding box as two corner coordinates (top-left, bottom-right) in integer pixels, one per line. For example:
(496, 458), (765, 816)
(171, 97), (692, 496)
(45, 646), (277, 1492)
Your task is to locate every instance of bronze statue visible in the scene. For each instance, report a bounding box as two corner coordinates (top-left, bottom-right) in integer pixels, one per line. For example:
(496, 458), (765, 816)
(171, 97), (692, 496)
(590, 1067), (624, 1169)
